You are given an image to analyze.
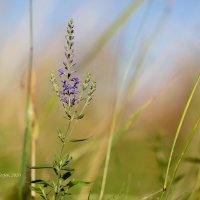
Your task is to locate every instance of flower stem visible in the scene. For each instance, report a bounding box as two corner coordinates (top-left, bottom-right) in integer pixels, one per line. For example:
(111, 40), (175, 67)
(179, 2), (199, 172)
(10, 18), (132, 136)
(55, 119), (72, 200)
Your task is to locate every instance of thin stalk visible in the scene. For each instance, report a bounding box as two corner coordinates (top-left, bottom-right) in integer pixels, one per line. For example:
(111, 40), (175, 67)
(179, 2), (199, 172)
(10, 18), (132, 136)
(165, 117), (200, 199)
(99, 112), (117, 200)
(54, 94), (88, 199)
(142, 189), (163, 200)
(98, 2), (154, 198)
(68, 95), (90, 136)
(18, 0), (34, 199)
(31, 131), (36, 199)
(55, 120), (72, 200)
(160, 74), (200, 199)
(60, 120), (72, 156)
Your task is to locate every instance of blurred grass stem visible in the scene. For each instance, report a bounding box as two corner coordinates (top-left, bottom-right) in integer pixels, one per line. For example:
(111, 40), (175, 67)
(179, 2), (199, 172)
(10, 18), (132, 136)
(165, 116), (200, 199)
(160, 74), (200, 199)
(18, 0), (35, 199)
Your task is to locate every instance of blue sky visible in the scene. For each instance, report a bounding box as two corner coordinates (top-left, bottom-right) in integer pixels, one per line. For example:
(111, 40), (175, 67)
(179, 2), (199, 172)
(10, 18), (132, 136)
(1, 0), (200, 48)
(1, 0), (200, 93)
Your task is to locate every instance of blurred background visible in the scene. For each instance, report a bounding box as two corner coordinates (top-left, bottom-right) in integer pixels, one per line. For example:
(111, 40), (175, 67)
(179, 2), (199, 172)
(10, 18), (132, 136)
(1, 0), (200, 199)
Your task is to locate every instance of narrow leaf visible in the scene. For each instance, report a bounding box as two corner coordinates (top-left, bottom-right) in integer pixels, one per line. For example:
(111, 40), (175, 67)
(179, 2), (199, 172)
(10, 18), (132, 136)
(66, 180), (90, 189)
(30, 179), (53, 188)
(162, 74), (200, 192)
(113, 99), (151, 146)
(184, 157), (200, 164)
(62, 172), (73, 180)
(173, 174), (184, 184)
(65, 136), (91, 143)
(76, 114), (84, 119)
(30, 164), (53, 169)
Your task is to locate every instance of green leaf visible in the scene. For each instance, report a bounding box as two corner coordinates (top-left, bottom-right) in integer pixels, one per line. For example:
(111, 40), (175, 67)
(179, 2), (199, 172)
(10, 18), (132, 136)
(65, 111), (71, 120)
(62, 171), (73, 180)
(30, 164), (53, 169)
(30, 179), (53, 188)
(112, 99), (151, 146)
(61, 167), (75, 172)
(184, 157), (200, 164)
(53, 167), (59, 176)
(61, 154), (72, 168)
(76, 114), (84, 120)
(65, 136), (91, 143)
(162, 74), (200, 192)
(173, 174), (184, 184)
(66, 180), (90, 189)
(57, 128), (65, 143)
(31, 186), (48, 200)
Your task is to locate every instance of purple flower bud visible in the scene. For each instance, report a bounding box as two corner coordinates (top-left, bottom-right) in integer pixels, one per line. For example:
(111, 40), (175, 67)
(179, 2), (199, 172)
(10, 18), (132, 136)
(58, 68), (65, 76)
(71, 77), (79, 83)
(54, 19), (81, 109)
(70, 97), (78, 105)
(61, 98), (67, 104)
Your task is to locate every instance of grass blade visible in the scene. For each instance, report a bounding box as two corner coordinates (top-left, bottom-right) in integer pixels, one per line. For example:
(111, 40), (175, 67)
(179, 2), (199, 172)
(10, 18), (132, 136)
(18, 0), (36, 199)
(160, 74), (200, 199)
(184, 157), (200, 164)
(165, 117), (200, 199)
(112, 99), (152, 146)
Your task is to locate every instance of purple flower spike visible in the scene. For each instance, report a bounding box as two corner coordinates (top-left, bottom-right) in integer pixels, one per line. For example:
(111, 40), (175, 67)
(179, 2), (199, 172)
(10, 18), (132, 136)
(55, 19), (80, 108)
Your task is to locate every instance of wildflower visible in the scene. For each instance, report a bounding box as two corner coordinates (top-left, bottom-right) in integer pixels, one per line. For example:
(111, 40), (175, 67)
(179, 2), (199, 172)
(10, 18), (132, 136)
(32, 18), (96, 200)
(50, 18), (96, 117)
(51, 18), (80, 109)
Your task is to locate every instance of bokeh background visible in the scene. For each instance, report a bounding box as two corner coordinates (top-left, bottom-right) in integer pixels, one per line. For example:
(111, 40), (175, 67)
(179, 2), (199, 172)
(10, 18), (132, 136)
(1, 0), (200, 199)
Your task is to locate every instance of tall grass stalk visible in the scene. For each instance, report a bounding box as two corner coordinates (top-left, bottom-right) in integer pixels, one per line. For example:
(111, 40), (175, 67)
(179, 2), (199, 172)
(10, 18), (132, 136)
(165, 116), (200, 199)
(99, 111), (118, 200)
(112, 98), (152, 146)
(18, 0), (35, 199)
(160, 74), (200, 199)
(98, 2), (158, 198)
(98, 6), (153, 196)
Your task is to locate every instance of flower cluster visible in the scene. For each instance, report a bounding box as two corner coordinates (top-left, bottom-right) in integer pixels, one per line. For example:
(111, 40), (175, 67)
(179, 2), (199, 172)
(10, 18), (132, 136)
(51, 18), (96, 119)
(60, 19), (79, 108)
